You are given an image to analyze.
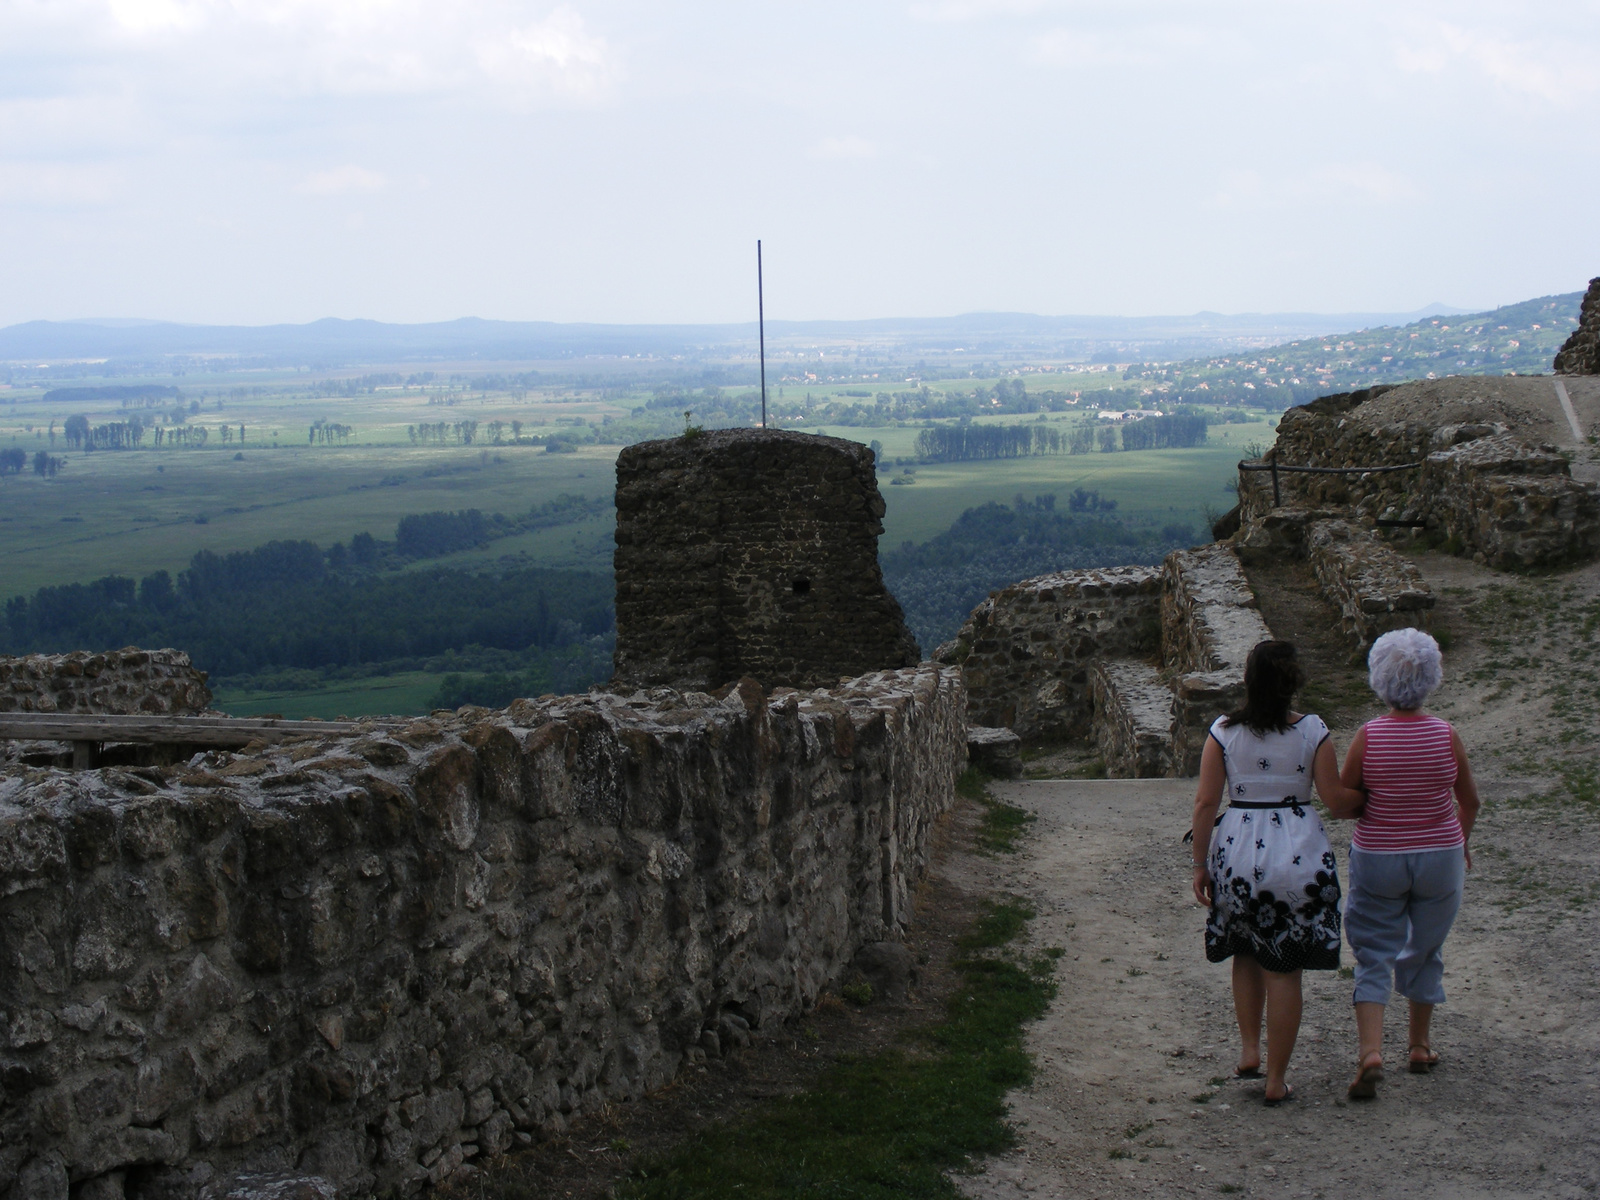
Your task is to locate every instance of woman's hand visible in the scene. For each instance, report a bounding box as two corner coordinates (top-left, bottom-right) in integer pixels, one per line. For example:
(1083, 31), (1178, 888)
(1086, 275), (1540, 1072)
(1193, 863), (1214, 907)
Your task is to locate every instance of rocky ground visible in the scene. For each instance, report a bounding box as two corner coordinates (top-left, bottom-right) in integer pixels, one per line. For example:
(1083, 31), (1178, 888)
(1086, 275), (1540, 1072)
(958, 546), (1600, 1200)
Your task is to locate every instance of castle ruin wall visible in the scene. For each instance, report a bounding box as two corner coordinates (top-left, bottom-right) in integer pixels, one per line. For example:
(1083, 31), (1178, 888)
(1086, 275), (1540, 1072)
(935, 566), (1162, 742)
(0, 665), (965, 1200)
(0, 651), (211, 718)
(612, 430), (920, 692)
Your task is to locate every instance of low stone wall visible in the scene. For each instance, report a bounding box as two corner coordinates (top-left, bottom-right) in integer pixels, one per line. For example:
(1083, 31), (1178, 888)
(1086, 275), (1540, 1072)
(1160, 546), (1269, 676)
(0, 650), (211, 716)
(1246, 384), (1598, 569)
(1305, 520), (1434, 653)
(0, 666), (965, 1200)
(1089, 662), (1173, 779)
(935, 567), (1161, 741)
(1158, 546), (1270, 775)
(1420, 434), (1600, 569)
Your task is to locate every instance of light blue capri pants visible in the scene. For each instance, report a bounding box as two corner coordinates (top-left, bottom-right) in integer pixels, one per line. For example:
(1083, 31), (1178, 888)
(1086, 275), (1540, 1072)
(1344, 847), (1466, 1006)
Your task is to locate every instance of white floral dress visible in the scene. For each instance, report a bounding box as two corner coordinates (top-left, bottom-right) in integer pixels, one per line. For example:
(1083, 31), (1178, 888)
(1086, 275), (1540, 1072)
(1204, 714), (1342, 973)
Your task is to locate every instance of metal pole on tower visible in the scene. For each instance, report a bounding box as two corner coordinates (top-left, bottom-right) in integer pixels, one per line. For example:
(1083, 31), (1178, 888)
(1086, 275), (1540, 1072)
(758, 240), (767, 429)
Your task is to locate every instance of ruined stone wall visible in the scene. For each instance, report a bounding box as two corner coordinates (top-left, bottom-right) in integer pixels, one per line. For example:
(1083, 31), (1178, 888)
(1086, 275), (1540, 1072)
(1248, 388), (1598, 569)
(0, 665), (965, 1200)
(935, 566), (1162, 742)
(1305, 520), (1434, 655)
(1159, 546), (1273, 776)
(0, 651), (211, 716)
(1554, 277), (1600, 375)
(612, 430), (920, 692)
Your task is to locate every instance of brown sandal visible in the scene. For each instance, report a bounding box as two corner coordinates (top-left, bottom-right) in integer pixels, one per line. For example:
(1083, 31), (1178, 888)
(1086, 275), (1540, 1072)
(1348, 1051), (1384, 1100)
(1408, 1044), (1440, 1073)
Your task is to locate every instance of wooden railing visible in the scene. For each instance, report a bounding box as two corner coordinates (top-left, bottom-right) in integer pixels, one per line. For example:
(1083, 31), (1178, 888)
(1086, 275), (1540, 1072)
(0, 713), (380, 768)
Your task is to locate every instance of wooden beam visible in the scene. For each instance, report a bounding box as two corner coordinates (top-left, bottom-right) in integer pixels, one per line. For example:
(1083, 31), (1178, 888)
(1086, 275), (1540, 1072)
(0, 713), (374, 749)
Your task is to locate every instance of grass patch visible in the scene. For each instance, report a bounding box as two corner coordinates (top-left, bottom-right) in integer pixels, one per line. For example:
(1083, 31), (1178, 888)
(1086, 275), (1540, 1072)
(958, 767), (1036, 854)
(607, 898), (1056, 1200)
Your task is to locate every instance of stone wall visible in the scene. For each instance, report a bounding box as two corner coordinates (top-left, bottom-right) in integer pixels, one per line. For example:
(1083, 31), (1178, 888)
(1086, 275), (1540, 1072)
(1088, 663), (1172, 779)
(1305, 520), (1434, 655)
(0, 665), (965, 1200)
(1554, 276), (1600, 375)
(1246, 385), (1599, 570)
(934, 566), (1162, 741)
(1159, 546), (1273, 776)
(1419, 434), (1600, 569)
(0, 651), (211, 716)
(612, 430), (920, 691)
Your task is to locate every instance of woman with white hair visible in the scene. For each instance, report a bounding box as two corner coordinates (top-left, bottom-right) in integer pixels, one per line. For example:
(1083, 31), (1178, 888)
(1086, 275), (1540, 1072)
(1339, 627), (1480, 1101)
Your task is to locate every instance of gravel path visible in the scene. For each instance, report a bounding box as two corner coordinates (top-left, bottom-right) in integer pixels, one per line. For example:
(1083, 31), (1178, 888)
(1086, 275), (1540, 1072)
(956, 777), (1600, 1199)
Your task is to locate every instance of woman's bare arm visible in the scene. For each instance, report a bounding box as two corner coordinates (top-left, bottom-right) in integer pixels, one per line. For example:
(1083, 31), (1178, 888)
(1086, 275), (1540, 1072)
(1340, 726), (1368, 793)
(1190, 736), (1227, 906)
(1313, 738), (1365, 818)
(1450, 726), (1480, 869)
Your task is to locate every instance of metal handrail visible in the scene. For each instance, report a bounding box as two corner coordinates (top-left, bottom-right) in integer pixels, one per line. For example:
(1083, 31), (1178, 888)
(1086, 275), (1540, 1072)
(1237, 454), (1423, 507)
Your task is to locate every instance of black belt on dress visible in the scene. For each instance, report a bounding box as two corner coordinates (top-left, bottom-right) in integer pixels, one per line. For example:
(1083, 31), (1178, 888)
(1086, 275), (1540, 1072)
(1226, 799), (1301, 809)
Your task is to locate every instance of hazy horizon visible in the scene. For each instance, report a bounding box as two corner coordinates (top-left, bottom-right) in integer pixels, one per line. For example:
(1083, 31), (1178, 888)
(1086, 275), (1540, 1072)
(2, 2), (1596, 328)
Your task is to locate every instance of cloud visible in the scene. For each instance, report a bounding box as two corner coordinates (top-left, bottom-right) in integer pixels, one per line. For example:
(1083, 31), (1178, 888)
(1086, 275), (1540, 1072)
(809, 136), (878, 161)
(1393, 20), (1600, 102)
(32, 1), (621, 106)
(296, 165), (387, 196)
(477, 8), (617, 103)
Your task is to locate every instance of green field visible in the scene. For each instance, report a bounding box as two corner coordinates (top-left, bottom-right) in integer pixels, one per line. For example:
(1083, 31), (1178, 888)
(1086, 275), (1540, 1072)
(1, 392), (1271, 591)
(0, 440), (619, 593)
(211, 670), (447, 719)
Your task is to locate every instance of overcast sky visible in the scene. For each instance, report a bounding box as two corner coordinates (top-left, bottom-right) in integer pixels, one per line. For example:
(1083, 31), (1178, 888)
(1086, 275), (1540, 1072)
(1, 0), (1596, 326)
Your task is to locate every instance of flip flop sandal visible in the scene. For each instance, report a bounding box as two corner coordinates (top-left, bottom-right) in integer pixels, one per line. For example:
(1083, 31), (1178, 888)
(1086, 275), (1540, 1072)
(1233, 1065), (1263, 1079)
(1263, 1084), (1295, 1107)
(1408, 1045), (1440, 1074)
(1348, 1053), (1384, 1100)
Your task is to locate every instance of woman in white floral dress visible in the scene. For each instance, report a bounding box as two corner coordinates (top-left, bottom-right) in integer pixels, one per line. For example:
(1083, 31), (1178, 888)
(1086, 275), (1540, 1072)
(1190, 640), (1366, 1105)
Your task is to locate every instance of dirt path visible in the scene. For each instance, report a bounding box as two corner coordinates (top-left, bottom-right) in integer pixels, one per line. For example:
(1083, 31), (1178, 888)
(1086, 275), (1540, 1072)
(960, 550), (1600, 1200)
(957, 778), (1600, 1200)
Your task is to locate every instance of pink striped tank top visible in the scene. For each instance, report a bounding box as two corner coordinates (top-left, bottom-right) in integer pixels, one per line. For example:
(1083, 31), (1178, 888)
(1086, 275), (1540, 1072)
(1353, 713), (1463, 853)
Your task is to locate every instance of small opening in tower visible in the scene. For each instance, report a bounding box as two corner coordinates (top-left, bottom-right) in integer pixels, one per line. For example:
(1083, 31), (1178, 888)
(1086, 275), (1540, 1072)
(791, 577), (811, 595)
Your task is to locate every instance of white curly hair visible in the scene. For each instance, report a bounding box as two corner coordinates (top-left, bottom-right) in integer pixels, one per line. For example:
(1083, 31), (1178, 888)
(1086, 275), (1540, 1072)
(1367, 627), (1443, 710)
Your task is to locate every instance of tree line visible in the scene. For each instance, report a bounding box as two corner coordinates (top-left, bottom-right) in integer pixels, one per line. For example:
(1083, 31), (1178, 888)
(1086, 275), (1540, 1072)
(913, 413), (1208, 462)
(2, 541), (614, 679)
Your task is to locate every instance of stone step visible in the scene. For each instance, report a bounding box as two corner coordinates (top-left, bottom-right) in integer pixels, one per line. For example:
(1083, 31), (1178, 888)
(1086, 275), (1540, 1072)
(1306, 519), (1435, 655)
(1090, 660), (1176, 779)
(966, 725), (1022, 778)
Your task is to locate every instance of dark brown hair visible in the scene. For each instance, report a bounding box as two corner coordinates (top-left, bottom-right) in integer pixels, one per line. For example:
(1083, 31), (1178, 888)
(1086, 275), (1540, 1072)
(1222, 640), (1306, 735)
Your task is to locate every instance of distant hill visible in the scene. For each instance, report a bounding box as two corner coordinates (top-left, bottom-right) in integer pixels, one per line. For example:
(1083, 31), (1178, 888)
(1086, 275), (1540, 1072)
(0, 306), (1482, 373)
(1119, 292), (1582, 408)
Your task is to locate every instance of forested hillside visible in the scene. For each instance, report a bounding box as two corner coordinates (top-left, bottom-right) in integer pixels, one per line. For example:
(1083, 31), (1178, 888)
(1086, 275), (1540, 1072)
(881, 493), (1196, 653)
(3, 539), (613, 687)
(1120, 291), (1582, 409)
